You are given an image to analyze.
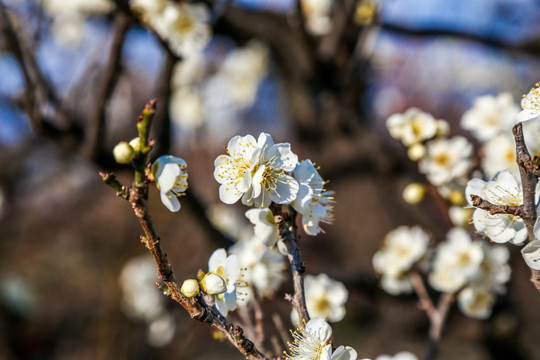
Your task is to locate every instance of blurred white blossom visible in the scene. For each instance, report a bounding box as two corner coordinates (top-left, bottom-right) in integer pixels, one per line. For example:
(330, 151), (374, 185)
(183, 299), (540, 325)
(428, 228), (483, 293)
(418, 136), (472, 186)
(460, 93), (518, 142)
(300, 0), (335, 35)
(481, 133), (518, 178)
(245, 208), (280, 247)
(386, 108), (438, 147)
(375, 351), (418, 360)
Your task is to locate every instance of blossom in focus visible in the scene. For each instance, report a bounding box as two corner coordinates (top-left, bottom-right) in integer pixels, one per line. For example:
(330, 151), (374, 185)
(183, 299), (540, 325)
(460, 93), (518, 142)
(516, 82), (540, 122)
(428, 228), (483, 293)
(214, 133), (299, 208)
(522, 239), (540, 270)
(292, 273), (348, 324)
(466, 170), (528, 245)
(207, 248), (241, 316)
(375, 352), (418, 360)
(292, 160), (335, 236)
(286, 318), (360, 360)
(418, 136), (472, 186)
(151, 155), (188, 212)
(229, 235), (286, 299)
(386, 108), (438, 146)
(300, 0), (335, 35)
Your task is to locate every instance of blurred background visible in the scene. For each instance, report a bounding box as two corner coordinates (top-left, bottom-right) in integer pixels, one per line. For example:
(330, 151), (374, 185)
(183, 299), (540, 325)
(1, 0), (540, 359)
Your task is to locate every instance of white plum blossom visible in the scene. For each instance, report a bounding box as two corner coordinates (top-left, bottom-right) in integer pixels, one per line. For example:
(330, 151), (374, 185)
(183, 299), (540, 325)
(457, 287), (496, 320)
(470, 243), (511, 294)
(460, 92), (519, 142)
(386, 108), (438, 147)
(466, 170), (528, 245)
(375, 352), (418, 360)
(286, 318), (359, 360)
(229, 235), (286, 299)
(292, 159), (335, 236)
(151, 155), (188, 212)
(373, 226), (429, 279)
(428, 228), (484, 293)
(300, 0), (335, 35)
(522, 239), (540, 270)
(119, 256), (176, 347)
(207, 248), (241, 316)
(245, 208), (280, 248)
(516, 82), (540, 122)
(481, 133), (518, 178)
(214, 133), (299, 208)
(418, 136), (472, 186)
(292, 273), (348, 324)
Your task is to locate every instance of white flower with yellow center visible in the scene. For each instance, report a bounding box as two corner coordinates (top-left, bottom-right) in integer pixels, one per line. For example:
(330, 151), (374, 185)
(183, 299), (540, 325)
(457, 286), (495, 320)
(207, 248), (241, 316)
(292, 160), (335, 236)
(214, 133), (299, 208)
(460, 93), (518, 142)
(286, 318), (359, 360)
(418, 136), (472, 186)
(386, 108), (438, 147)
(428, 228), (484, 293)
(151, 155), (188, 212)
(155, 2), (211, 58)
(373, 226), (429, 278)
(466, 170), (528, 245)
(516, 82), (540, 122)
(292, 273), (348, 324)
(481, 133), (518, 179)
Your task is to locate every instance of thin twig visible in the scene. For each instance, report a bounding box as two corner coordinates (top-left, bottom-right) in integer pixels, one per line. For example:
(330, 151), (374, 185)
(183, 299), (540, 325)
(270, 204), (310, 323)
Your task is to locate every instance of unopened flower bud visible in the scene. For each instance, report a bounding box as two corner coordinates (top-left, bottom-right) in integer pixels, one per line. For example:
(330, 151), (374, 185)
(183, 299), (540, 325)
(200, 273), (227, 295)
(403, 183), (425, 204)
(181, 279), (200, 298)
(407, 143), (426, 161)
(129, 137), (141, 152)
(435, 119), (450, 137)
(448, 189), (465, 205)
(113, 141), (135, 164)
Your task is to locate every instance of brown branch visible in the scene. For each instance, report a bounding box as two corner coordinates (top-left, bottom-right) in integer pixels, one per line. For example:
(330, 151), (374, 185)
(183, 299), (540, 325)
(469, 195), (525, 217)
(81, 11), (132, 160)
(513, 122), (538, 239)
(409, 271), (455, 360)
(270, 204), (310, 323)
(101, 179), (269, 360)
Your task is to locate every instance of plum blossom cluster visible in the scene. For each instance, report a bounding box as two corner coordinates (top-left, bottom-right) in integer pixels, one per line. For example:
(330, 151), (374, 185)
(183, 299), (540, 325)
(42, 0), (113, 45)
(214, 132), (335, 236)
(374, 226), (511, 319)
(129, 0), (211, 57)
(387, 108), (473, 227)
(285, 318), (360, 360)
(169, 41), (270, 141)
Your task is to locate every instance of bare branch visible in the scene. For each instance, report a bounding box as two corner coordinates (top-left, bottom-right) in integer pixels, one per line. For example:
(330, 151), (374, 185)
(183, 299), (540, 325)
(469, 194), (524, 217)
(270, 204), (310, 323)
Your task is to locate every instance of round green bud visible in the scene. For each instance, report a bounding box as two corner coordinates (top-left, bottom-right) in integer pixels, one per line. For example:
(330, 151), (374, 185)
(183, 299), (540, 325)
(113, 141), (135, 164)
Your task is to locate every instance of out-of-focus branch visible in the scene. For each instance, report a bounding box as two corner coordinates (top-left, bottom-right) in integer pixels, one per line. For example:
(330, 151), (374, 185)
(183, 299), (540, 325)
(82, 11), (132, 160)
(270, 204), (310, 323)
(409, 270), (455, 360)
(0, 3), (72, 139)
